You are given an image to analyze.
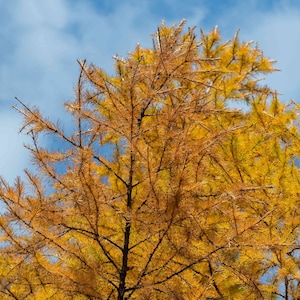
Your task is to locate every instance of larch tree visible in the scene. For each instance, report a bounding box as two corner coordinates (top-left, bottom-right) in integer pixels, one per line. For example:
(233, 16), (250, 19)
(0, 20), (300, 299)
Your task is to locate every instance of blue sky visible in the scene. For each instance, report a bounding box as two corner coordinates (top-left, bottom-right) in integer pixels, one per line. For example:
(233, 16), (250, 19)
(1, 0), (300, 182)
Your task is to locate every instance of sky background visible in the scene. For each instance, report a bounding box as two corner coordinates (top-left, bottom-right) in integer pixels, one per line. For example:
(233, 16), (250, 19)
(0, 0), (300, 183)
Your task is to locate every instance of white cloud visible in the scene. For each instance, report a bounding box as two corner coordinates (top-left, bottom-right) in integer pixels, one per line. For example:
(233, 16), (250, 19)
(0, 0), (78, 182)
(213, 1), (300, 102)
(244, 9), (300, 102)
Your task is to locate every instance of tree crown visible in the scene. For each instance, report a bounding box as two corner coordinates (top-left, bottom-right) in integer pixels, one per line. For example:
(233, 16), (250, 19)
(0, 20), (299, 299)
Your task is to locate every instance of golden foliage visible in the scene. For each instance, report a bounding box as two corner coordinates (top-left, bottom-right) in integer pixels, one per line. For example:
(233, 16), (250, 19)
(0, 20), (299, 299)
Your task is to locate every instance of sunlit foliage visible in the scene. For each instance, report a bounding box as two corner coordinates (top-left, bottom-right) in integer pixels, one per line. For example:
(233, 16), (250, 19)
(0, 20), (299, 299)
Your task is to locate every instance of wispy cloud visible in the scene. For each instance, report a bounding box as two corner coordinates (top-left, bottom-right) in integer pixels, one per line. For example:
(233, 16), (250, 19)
(242, 4), (300, 102)
(0, 0), (299, 182)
